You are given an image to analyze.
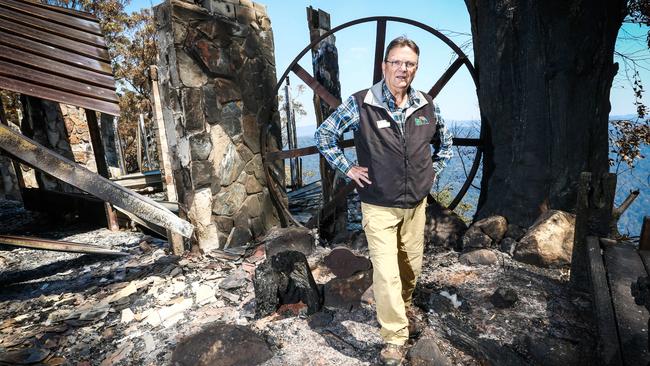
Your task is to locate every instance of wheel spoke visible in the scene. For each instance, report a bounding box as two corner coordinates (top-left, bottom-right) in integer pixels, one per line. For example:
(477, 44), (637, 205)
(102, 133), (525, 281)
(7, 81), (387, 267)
(265, 138), (355, 162)
(373, 19), (387, 84)
(291, 64), (341, 108)
(428, 56), (465, 99)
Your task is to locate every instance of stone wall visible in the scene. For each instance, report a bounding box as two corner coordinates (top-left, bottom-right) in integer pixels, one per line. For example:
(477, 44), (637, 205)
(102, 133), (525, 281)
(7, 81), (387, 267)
(153, 0), (282, 251)
(18, 97), (117, 193)
(20, 97), (94, 191)
(60, 104), (98, 173)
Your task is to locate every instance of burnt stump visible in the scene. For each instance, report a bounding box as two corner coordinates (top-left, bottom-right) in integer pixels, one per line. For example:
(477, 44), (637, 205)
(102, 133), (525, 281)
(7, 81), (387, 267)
(254, 250), (321, 318)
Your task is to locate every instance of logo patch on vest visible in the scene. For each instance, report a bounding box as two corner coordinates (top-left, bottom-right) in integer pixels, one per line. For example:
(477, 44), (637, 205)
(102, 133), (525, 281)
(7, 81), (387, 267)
(414, 116), (429, 126)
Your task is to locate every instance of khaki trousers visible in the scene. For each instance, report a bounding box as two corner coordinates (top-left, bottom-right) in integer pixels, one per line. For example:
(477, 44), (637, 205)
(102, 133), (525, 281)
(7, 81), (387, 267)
(361, 198), (426, 345)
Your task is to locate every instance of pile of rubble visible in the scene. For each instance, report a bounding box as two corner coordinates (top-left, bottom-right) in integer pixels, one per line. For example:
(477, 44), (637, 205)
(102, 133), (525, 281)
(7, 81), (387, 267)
(0, 201), (597, 365)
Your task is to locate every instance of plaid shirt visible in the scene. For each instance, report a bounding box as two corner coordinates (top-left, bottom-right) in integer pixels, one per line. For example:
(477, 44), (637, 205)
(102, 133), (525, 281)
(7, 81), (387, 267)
(315, 80), (453, 176)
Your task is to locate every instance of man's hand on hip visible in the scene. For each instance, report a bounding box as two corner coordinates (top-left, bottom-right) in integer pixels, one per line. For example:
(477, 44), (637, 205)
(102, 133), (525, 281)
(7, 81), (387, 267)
(347, 166), (372, 188)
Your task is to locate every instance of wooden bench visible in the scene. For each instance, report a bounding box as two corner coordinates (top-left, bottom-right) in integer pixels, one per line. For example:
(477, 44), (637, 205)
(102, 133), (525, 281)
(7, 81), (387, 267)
(588, 236), (650, 365)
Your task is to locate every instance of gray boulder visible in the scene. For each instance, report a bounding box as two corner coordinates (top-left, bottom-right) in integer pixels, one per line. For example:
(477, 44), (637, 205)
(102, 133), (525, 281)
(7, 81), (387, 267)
(513, 210), (575, 268)
(474, 215), (508, 243)
(408, 337), (451, 366)
(462, 226), (493, 251)
(459, 249), (498, 266)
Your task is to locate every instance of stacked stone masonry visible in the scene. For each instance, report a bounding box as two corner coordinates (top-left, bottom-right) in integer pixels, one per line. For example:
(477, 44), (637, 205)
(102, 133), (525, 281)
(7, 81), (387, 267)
(20, 98), (98, 192)
(154, 0), (282, 251)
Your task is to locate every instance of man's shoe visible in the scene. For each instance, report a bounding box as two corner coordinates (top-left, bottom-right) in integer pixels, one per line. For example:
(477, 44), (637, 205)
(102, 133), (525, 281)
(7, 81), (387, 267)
(406, 307), (424, 338)
(379, 343), (404, 366)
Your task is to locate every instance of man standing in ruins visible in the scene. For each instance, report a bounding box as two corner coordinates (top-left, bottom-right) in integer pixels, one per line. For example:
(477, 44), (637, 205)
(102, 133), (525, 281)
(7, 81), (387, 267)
(315, 36), (453, 365)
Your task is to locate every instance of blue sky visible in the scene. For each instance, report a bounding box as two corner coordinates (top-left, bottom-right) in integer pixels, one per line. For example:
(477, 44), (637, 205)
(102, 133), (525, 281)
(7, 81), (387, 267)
(128, 0), (649, 126)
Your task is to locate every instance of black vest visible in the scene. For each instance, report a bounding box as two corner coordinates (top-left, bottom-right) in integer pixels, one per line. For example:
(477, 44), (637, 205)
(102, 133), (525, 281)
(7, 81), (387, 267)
(352, 89), (438, 208)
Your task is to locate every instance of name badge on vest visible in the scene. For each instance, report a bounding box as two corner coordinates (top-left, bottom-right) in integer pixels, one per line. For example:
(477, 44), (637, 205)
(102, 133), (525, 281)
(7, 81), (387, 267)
(376, 119), (391, 129)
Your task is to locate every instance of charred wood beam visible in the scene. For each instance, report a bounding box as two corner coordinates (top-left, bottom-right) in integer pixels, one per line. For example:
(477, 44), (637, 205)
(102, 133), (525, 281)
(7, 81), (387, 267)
(0, 123), (193, 237)
(586, 236), (624, 365)
(113, 205), (166, 238)
(0, 234), (128, 256)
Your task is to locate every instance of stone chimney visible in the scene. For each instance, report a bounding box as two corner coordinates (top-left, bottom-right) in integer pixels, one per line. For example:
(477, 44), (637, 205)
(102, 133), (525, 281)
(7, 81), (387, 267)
(153, 0), (282, 251)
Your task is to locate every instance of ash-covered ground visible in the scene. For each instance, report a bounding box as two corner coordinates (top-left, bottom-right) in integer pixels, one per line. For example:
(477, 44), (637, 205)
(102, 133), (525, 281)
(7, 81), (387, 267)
(0, 199), (597, 365)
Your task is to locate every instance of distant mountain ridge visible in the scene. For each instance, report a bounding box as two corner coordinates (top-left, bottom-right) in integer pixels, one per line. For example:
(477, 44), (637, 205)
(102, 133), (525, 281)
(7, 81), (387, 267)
(291, 121), (648, 237)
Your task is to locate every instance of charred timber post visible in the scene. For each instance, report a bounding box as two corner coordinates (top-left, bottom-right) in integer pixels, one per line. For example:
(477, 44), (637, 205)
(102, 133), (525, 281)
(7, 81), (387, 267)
(571, 172), (617, 291)
(307, 6), (348, 241)
(149, 65), (183, 255)
(149, 66), (178, 203)
(640, 216), (650, 251)
(99, 113), (124, 177)
(86, 109), (119, 231)
(283, 77), (301, 189)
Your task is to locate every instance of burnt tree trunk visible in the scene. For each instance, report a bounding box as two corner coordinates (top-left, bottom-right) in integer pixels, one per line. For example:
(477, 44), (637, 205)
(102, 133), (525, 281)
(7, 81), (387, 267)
(465, 0), (627, 227)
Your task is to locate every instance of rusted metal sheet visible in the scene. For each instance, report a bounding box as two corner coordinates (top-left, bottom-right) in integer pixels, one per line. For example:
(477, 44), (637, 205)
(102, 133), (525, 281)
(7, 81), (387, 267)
(0, 32), (112, 75)
(0, 0), (101, 34)
(0, 45), (114, 88)
(0, 234), (129, 256)
(0, 123), (194, 237)
(0, 0), (119, 116)
(0, 61), (117, 102)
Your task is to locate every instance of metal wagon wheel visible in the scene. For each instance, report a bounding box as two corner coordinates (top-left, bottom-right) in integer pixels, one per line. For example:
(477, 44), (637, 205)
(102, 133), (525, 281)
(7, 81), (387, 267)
(261, 16), (483, 228)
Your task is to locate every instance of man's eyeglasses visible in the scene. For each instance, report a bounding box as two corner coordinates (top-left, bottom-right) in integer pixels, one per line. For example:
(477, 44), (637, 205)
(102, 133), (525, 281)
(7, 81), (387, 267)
(384, 60), (418, 70)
